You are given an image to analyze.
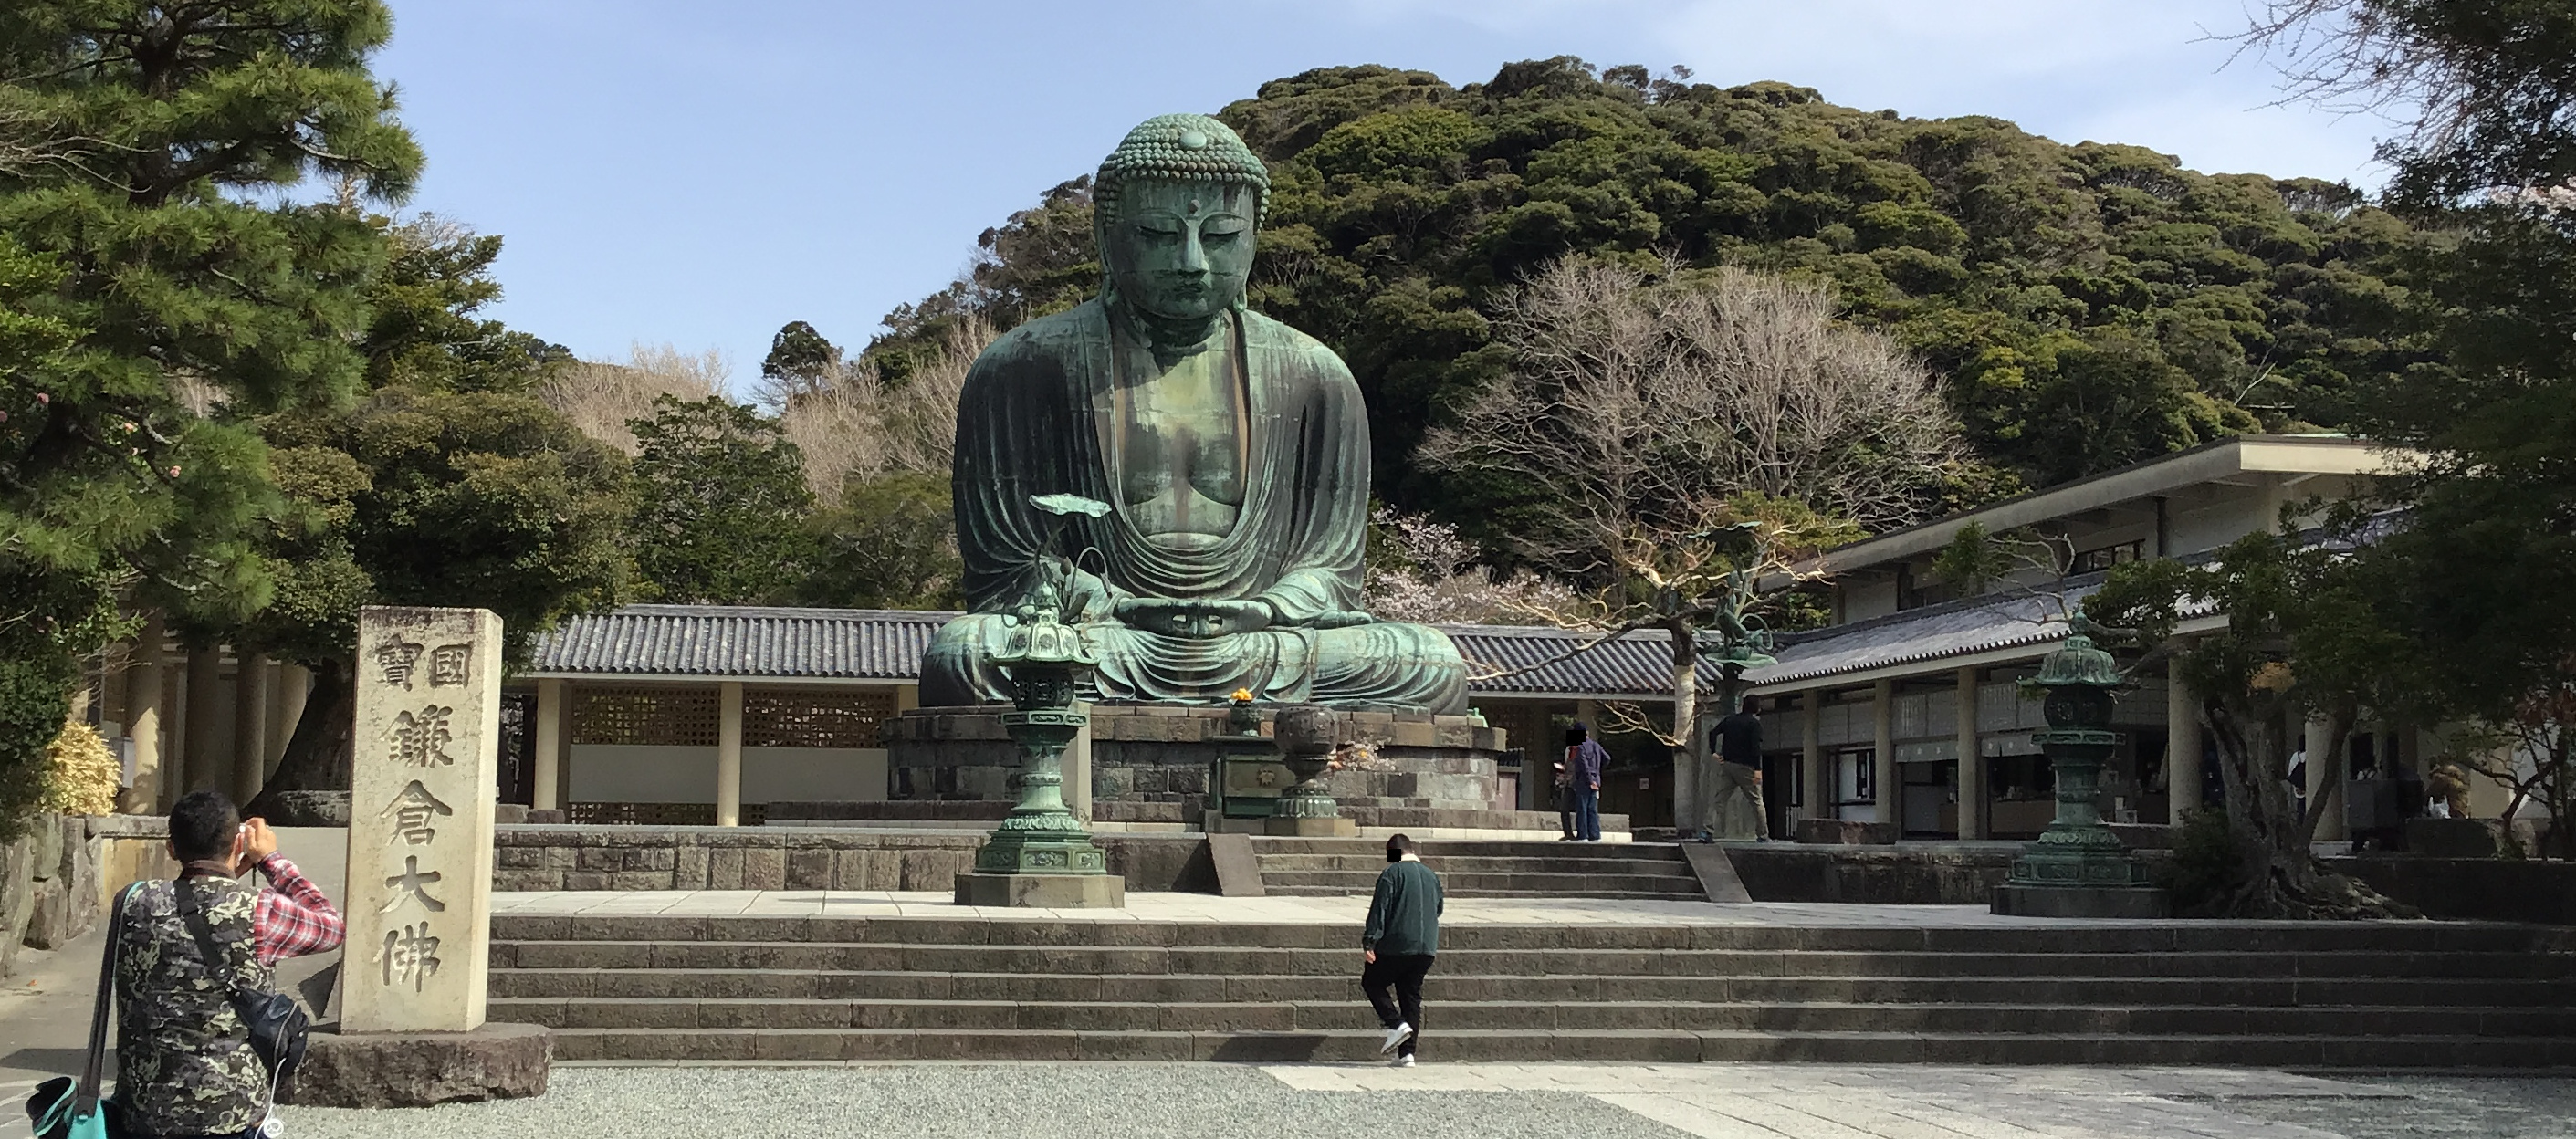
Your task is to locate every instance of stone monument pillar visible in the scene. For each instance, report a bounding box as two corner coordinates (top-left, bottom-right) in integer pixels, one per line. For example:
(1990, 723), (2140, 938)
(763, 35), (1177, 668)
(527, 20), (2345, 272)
(344, 606), (500, 1031)
(300, 606), (549, 1108)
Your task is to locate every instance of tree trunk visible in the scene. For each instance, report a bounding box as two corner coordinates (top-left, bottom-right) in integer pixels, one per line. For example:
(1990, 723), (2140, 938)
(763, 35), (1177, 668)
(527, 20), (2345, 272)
(242, 658), (353, 824)
(2201, 695), (2411, 918)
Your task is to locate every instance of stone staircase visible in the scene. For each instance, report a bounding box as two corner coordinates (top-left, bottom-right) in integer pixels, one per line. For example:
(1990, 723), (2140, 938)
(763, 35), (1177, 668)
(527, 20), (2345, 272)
(1248, 838), (1706, 899)
(488, 914), (2576, 1066)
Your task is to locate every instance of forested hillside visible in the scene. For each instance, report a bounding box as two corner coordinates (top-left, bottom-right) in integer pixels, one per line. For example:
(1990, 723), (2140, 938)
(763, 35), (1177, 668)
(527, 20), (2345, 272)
(874, 57), (2423, 539)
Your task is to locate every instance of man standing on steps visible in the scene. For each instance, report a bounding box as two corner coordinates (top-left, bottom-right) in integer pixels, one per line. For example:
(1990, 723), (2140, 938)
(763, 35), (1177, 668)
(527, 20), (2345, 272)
(1566, 723), (1609, 841)
(1361, 833), (1443, 1067)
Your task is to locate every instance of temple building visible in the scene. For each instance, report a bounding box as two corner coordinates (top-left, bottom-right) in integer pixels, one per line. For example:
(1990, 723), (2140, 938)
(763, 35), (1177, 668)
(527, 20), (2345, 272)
(68, 433), (2534, 840)
(1729, 433), (2511, 839)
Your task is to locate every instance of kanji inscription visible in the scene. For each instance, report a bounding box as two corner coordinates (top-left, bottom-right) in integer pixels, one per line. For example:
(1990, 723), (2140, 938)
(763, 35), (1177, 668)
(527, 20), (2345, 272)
(346, 606), (500, 1032)
(388, 705), (456, 768)
(380, 780), (455, 846)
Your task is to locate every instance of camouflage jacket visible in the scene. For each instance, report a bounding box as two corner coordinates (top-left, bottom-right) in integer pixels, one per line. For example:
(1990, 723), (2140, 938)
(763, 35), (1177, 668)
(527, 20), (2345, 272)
(114, 874), (269, 1137)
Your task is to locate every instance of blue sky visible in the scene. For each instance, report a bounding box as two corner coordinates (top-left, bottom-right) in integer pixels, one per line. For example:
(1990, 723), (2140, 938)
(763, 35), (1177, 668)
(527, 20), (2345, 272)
(373, 1), (2393, 388)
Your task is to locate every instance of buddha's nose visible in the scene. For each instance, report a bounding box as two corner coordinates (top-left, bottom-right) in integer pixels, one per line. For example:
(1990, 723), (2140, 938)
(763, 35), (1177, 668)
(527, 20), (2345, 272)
(1178, 229), (1209, 275)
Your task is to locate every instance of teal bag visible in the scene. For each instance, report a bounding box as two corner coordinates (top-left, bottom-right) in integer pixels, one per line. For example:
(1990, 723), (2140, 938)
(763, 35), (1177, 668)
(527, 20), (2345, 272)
(25, 883), (137, 1139)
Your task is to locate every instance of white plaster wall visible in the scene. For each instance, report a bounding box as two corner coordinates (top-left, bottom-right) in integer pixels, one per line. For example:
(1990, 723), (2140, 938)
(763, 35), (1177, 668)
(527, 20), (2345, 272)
(569, 744), (714, 803)
(568, 744), (886, 803)
(2165, 489), (2276, 558)
(744, 747), (885, 803)
(1844, 578), (1899, 622)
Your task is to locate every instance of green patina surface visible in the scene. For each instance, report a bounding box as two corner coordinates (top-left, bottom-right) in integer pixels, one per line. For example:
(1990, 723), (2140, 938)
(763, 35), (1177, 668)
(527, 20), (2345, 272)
(922, 114), (1468, 714)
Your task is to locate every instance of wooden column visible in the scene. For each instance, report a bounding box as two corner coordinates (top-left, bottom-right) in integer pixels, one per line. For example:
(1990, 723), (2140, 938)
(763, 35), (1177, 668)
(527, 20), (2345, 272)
(1871, 678), (1897, 830)
(230, 653), (269, 806)
(2167, 666), (2201, 824)
(122, 616), (166, 813)
(532, 678), (564, 811)
(183, 645), (224, 799)
(717, 682), (744, 827)
(1801, 689), (1827, 821)
(2305, 715), (2344, 841)
(1955, 666), (1985, 839)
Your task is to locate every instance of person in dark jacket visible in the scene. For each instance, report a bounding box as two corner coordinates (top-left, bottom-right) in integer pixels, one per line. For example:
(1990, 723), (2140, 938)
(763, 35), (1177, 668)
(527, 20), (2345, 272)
(1566, 722), (1610, 841)
(118, 790), (345, 1139)
(1360, 833), (1443, 1066)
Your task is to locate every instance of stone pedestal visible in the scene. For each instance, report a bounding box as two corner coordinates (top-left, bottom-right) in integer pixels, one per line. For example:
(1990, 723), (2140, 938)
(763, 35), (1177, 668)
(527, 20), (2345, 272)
(887, 704), (1513, 818)
(1991, 883), (2171, 918)
(1264, 815), (1357, 837)
(952, 871), (1126, 908)
(287, 1022), (550, 1108)
(343, 607), (503, 1035)
(1795, 819), (1899, 845)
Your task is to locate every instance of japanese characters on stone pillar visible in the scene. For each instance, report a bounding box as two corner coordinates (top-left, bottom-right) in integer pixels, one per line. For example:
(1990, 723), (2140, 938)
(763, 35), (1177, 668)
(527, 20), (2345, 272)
(342, 606), (502, 1033)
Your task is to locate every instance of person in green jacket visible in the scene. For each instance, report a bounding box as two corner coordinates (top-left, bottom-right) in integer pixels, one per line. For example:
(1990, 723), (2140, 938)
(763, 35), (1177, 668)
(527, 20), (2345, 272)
(1360, 832), (1443, 1066)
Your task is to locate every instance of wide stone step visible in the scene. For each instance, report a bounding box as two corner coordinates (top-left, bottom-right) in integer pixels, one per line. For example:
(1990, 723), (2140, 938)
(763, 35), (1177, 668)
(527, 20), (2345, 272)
(487, 914), (2576, 956)
(491, 940), (2576, 981)
(1255, 871), (1703, 895)
(487, 966), (2576, 1008)
(541, 1026), (2576, 1066)
(490, 996), (2571, 1038)
(1255, 854), (1699, 876)
(1245, 839), (1682, 858)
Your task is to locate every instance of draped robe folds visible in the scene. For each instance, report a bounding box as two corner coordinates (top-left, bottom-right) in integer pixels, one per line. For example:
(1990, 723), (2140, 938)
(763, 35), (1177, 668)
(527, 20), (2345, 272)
(921, 299), (1469, 713)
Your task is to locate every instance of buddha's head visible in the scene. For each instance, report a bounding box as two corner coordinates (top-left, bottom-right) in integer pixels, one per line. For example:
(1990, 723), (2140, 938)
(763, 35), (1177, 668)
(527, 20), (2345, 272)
(1094, 114), (1270, 325)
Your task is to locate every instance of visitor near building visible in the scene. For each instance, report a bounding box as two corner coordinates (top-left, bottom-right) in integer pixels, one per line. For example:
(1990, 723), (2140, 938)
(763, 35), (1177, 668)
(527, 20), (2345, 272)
(1554, 755), (1576, 840)
(116, 791), (345, 1138)
(1565, 723), (1609, 841)
(1360, 833), (1444, 1067)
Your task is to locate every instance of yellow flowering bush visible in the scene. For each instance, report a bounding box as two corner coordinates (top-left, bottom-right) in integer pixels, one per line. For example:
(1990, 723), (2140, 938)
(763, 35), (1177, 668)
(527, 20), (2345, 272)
(42, 722), (120, 817)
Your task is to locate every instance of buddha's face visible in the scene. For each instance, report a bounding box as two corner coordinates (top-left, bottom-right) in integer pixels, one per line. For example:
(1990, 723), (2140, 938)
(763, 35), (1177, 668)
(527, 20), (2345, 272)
(1105, 179), (1256, 323)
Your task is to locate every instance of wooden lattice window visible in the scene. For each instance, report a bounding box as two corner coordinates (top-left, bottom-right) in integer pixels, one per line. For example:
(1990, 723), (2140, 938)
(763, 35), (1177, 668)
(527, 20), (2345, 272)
(743, 686), (896, 749)
(571, 685), (719, 747)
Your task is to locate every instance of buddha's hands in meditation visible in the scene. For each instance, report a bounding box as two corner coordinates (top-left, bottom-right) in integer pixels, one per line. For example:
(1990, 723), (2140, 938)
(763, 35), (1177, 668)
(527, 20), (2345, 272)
(1115, 597), (1272, 639)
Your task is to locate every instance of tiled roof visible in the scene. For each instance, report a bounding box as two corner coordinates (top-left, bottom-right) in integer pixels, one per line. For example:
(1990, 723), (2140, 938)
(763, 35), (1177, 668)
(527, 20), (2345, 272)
(1744, 589), (2083, 689)
(1745, 573), (2224, 689)
(528, 605), (1679, 698)
(526, 591), (2174, 697)
(529, 605), (950, 682)
(1444, 625), (1677, 698)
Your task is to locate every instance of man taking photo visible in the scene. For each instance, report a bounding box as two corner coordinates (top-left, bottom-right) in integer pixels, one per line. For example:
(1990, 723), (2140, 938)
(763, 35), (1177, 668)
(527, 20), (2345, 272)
(116, 790), (344, 1138)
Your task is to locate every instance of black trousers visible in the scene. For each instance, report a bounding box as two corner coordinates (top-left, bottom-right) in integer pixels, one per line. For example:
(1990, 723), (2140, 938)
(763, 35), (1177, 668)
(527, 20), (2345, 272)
(1361, 953), (1435, 1056)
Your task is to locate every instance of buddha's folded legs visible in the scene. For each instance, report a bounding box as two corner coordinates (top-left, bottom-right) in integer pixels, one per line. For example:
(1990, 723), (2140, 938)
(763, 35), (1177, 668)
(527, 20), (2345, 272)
(920, 613), (1469, 714)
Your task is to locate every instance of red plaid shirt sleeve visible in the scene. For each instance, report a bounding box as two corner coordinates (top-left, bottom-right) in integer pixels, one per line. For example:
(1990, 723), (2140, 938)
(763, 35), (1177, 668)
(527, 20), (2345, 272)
(252, 853), (346, 966)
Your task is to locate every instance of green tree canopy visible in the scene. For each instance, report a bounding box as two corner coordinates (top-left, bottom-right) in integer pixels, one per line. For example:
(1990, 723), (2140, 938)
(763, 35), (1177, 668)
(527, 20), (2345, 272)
(0, 0), (420, 827)
(870, 58), (2424, 534)
(629, 394), (816, 605)
(222, 215), (631, 812)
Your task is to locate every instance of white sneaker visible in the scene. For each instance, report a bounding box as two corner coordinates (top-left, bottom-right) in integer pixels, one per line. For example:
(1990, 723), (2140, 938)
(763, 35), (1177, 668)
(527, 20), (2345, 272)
(1380, 1022), (1412, 1054)
(1392, 1053), (1416, 1067)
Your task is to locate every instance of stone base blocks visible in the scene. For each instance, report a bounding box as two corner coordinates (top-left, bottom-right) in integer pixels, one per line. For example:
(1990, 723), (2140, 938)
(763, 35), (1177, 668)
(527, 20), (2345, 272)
(952, 872), (1126, 908)
(1991, 883), (2172, 919)
(1247, 838), (1706, 899)
(885, 705), (1511, 818)
(488, 914), (2576, 1066)
(287, 1022), (550, 1107)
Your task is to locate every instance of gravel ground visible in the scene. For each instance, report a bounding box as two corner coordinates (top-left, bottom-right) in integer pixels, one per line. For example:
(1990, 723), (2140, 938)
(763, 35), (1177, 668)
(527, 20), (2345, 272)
(265, 1065), (2576, 1139)
(2220, 1075), (2576, 1139)
(282, 1065), (1688, 1139)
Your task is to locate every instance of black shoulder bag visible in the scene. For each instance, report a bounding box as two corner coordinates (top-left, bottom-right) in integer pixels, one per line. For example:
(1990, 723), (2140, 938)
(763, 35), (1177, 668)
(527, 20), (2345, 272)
(174, 880), (312, 1090)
